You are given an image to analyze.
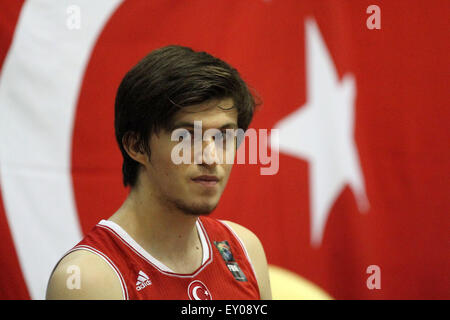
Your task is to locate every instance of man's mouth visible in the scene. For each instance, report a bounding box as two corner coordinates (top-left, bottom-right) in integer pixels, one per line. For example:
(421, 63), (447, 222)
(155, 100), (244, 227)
(191, 175), (219, 187)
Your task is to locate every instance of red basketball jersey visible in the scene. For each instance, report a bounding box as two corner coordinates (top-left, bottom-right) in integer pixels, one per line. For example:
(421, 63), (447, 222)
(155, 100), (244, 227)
(61, 216), (260, 300)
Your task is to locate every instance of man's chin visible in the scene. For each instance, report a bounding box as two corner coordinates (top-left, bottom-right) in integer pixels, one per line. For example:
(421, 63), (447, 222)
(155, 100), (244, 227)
(174, 200), (218, 217)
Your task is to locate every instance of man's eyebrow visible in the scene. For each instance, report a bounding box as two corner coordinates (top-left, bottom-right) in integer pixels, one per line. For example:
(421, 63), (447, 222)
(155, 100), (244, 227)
(170, 122), (238, 130)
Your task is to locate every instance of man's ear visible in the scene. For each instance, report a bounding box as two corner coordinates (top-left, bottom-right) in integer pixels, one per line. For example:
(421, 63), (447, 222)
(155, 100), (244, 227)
(122, 132), (148, 165)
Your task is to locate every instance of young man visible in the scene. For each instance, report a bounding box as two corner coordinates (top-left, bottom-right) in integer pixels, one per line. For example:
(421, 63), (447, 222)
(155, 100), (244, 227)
(46, 45), (271, 300)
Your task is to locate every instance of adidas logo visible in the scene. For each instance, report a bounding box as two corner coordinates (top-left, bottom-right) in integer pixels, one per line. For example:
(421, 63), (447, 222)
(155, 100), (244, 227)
(136, 270), (152, 291)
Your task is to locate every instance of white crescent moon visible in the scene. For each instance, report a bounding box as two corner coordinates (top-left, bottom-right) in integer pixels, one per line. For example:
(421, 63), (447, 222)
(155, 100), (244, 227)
(192, 285), (202, 300)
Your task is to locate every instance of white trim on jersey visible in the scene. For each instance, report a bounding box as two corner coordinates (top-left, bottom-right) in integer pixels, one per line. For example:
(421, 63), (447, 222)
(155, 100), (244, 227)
(98, 218), (213, 278)
(197, 219), (210, 265)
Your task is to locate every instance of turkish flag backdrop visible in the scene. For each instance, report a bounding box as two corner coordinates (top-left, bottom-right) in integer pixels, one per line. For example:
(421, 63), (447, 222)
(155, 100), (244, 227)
(0, 0), (448, 300)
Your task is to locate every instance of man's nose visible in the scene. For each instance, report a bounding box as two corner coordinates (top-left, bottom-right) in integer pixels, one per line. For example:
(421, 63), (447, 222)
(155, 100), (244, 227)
(194, 136), (220, 165)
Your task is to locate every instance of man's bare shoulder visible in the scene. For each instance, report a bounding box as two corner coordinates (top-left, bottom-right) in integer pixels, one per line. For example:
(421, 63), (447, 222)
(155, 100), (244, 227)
(220, 221), (260, 248)
(46, 249), (124, 300)
(220, 220), (272, 300)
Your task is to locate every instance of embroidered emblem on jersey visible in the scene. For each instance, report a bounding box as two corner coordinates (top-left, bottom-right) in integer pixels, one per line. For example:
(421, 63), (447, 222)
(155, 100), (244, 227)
(135, 270), (152, 291)
(187, 280), (212, 300)
(214, 240), (247, 282)
(214, 240), (234, 261)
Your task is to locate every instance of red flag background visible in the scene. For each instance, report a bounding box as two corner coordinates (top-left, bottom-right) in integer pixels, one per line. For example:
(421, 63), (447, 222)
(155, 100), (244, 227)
(0, 0), (448, 300)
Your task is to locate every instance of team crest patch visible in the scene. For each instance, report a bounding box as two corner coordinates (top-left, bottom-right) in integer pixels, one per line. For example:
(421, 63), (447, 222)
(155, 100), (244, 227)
(214, 240), (247, 282)
(214, 240), (234, 261)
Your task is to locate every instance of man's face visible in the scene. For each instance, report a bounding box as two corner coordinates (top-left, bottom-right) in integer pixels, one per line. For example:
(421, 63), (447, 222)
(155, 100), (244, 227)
(143, 98), (238, 216)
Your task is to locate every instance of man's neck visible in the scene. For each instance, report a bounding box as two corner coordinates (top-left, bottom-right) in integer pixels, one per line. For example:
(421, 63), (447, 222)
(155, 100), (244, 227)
(109, 185), (203, 273)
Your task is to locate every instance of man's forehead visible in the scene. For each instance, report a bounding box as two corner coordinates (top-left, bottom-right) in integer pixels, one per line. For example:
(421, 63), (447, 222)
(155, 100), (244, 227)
(170, 98), (238, 128)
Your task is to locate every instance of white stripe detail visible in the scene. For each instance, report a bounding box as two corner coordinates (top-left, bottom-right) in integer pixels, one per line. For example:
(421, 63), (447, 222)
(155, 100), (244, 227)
(98, 219), (212, 278)
(0, 0), (123, 299)
(197, 219), (210, 265)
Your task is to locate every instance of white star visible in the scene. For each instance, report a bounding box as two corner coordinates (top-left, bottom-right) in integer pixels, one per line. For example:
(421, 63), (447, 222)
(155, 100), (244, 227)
(272, 19), (369, 247)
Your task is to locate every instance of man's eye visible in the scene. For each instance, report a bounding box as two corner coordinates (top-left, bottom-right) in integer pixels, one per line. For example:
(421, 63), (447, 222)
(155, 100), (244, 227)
(225, 130), (235, 140)
(193, 132), (203, 143)
(214, 132), (224, 141)
(177, 130), (192, 141)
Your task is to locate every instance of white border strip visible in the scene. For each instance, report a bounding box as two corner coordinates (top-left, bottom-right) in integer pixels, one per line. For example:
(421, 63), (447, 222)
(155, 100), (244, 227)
(0, 0), (123, 299)
(196, 219), (212, 265)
